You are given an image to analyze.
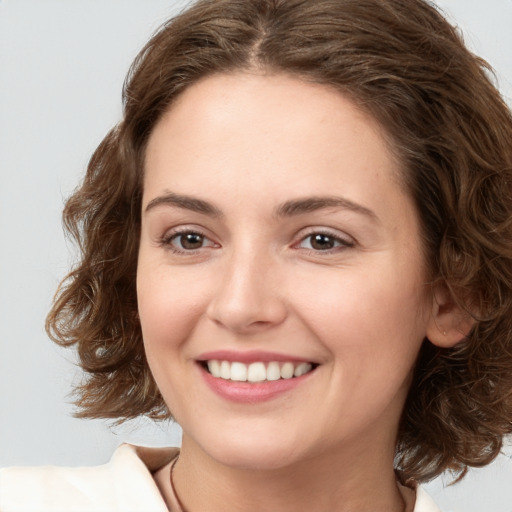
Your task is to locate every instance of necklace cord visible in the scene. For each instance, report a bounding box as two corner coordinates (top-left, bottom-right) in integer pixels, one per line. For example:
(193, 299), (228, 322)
(169, 456), (187, 512)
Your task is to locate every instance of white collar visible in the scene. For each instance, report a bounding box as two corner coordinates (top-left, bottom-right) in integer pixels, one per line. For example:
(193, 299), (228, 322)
(0, 444), (441, 511)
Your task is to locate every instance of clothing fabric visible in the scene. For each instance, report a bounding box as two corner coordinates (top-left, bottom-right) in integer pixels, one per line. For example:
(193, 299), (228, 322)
(0, 444), (440, 511)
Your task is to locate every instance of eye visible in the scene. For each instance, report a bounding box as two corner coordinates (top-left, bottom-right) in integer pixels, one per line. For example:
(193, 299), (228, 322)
(297, 232), (354, 252)
(174, 232), (205, 250)
(163, 230), (217, 252)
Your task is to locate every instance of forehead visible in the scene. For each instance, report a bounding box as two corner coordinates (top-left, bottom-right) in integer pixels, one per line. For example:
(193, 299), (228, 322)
(144, 72), (403, 202)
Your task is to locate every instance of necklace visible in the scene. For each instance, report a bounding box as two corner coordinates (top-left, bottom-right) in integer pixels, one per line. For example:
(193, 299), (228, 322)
(169, 456), (188, 512)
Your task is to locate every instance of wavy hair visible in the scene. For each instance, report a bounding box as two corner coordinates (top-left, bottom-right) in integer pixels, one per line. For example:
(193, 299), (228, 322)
(46, 0), (512, 482)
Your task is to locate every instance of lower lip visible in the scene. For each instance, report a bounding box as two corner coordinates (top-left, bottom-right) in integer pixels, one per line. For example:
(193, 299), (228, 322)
(199, 364), (315, 403)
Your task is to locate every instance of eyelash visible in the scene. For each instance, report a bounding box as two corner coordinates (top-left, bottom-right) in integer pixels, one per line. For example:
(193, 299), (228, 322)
(159, 228), (355, 255)
(159, 228), (216, 255)
(294, 229), (355, 254)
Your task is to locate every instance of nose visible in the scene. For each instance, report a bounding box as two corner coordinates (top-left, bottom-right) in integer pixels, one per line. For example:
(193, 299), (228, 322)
(206, 249), (287, 334)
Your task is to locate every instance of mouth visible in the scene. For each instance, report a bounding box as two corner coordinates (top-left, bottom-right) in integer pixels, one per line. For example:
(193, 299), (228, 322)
(200, 360), (318, 383)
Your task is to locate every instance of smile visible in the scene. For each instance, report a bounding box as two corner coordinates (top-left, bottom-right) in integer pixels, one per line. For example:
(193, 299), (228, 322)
(205, 360), (314, 382)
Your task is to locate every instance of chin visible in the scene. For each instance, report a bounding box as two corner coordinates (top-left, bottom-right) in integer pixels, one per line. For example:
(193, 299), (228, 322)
(210, 444), (301, 471)
(190, 427), (308, 471)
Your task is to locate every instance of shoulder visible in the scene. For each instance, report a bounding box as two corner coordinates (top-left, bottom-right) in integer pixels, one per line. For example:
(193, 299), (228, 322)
(413, 485), (442, 512)
(400, 480), (441, 512)
(0, 444), (178, 512)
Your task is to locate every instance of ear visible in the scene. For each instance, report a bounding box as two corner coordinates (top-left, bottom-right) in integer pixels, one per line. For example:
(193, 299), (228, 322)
(426, 283), (475, 348)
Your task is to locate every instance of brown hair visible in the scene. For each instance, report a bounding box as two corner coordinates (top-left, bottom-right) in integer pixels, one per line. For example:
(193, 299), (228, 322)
(46, 0), (512, 482)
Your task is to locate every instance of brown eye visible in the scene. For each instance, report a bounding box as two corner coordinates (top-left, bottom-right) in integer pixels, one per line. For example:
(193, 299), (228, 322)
(171, 232), (207, 250)
(297, 231), (354, 252)
(309, 234), (336, 250)
(178, 233), (203, 249)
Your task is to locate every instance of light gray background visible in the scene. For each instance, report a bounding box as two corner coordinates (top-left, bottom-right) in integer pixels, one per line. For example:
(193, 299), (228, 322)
(1, 1), (511, 511)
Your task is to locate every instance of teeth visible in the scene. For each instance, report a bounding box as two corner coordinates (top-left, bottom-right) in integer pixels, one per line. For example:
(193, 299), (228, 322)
(231, 362), (247, 381)
(266, 361), (281, 381)
(280, 362), (294, 379)
(205, 360), (314, 382)
(207, 360), (221, 377)
(247, 362), (266, 382)
(220, 360), (231, 379)
(294, 362), (311, 377)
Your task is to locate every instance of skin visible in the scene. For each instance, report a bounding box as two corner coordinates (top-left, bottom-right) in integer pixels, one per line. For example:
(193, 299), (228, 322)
(137, 72), (460, 511)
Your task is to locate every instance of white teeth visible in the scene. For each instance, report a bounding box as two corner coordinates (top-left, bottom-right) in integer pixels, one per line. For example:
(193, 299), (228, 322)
(247, 362), (267, 382)
(230, 362), (247, 381)
(207, 360), (221, 377)
(266, 361), (281, 381)
(280, 362), (295, 379)
(205, 360), (314, 382)
(294, 362), (312, 377)
(220, 360), (231, 379)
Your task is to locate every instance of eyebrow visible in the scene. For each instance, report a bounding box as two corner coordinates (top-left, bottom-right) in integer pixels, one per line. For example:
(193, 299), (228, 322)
(145, 191), (223, 217)
(275, 196), (378, 222)
(144, 191), (377, 222)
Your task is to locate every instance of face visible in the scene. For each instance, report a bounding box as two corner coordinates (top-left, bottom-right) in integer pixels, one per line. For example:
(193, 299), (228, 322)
(137, 72), (433, 470)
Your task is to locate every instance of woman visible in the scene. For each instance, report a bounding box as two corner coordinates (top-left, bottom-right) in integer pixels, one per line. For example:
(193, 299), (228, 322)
(2, 0), (512, 510)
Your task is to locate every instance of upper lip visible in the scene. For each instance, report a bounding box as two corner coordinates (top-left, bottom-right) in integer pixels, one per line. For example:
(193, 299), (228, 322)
(196, 350), (317, 364)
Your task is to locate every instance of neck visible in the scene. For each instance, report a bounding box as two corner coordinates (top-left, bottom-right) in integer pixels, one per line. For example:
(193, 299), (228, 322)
(165, 434), (409, 512)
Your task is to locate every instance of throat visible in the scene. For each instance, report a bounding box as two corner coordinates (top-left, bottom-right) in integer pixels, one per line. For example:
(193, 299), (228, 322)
(163, 438), (409, 512)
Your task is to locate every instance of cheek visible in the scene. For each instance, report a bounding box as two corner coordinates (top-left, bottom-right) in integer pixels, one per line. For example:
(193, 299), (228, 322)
(136, 264), (213, 417)
(136, 263), (210, 358)
(291, 259), (429, 366)
(298, 269), (428, 425)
